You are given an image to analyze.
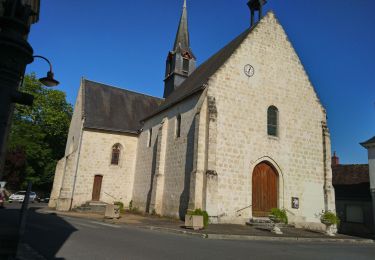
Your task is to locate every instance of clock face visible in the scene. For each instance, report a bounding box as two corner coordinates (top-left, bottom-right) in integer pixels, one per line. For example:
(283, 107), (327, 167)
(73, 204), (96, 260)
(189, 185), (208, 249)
(244, 64), (255, 77)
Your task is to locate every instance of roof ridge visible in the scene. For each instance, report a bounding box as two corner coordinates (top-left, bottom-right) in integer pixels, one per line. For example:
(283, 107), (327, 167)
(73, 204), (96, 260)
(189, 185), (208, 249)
(83, 79), (164, 101)
(142, 12), (273, 121)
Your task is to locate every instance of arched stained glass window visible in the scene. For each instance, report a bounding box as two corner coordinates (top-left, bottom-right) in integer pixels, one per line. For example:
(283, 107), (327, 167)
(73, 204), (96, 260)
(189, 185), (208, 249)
(267, 106), (278, 137)
(176, 114), (181, 138)
(111, 144), (121, 165)
(148, 128), (152, 147)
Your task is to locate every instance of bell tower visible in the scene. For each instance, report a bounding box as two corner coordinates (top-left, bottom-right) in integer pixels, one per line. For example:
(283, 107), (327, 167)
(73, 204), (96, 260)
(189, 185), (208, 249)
(163, 0), (196, 98)
(247, 0), (267, 26)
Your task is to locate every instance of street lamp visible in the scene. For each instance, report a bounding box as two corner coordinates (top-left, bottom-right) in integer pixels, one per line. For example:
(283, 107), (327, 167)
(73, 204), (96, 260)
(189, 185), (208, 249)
(33, 55), (60, 87)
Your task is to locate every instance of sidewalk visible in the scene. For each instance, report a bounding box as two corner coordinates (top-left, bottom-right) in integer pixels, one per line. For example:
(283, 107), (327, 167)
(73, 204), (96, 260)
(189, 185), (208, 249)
(39, 208), (374, 244)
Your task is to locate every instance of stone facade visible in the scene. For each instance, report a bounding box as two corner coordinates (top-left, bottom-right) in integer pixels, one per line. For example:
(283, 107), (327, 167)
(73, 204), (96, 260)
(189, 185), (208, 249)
(132, 93), (205, 218)
(50, 11), (335, 229)
(203, 12), (335, 225)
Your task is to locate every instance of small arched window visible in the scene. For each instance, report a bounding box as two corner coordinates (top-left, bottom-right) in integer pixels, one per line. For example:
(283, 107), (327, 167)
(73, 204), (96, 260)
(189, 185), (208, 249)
(147, 128), (152, 147)
(176, 114), (181, 138)
(267, 106), (278, 137)
(182, 58), (189, 75)
(111, 144), (121, 165)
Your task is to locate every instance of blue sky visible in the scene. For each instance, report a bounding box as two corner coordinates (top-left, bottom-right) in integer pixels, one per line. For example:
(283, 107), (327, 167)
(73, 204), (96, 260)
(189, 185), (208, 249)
(26, 0), (375, 164)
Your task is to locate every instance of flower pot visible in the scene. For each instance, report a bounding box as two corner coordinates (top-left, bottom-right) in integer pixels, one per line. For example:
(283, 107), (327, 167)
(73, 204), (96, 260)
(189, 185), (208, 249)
(185, 215), (204, 230)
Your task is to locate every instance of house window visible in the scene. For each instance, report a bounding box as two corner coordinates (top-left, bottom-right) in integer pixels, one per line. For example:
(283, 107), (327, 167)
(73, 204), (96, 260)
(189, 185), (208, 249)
(176, 114), (181, 138)
(267, 106), (278, 137)
(148, 128), (152, 147)
(111, 144), (121, 165)
(182, 58), (189, 74)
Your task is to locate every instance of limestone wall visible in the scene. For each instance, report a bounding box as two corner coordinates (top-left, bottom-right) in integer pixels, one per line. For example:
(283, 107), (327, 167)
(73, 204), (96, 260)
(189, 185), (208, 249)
(65, 81), (84, 156)
(133, 93), (203, 218)
(205, 12), (334, 224)
(56, 151), (78, 211)
(69, 129), (138, 208)
(48, 158), (65, 208)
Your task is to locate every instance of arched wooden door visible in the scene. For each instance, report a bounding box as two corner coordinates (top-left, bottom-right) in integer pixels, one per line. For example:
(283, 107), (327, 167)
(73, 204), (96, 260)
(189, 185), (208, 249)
(252, 162), (278, 217)
(92, 175), (103, 201)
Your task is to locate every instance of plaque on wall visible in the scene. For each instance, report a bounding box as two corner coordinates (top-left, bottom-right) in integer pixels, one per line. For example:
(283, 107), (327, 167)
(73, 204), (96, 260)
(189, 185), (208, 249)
(292, 197), (299, 209)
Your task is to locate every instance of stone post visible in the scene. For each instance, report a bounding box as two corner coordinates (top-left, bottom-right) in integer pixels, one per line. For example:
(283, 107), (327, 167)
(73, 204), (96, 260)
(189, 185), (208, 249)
(153, 119), (168, 215)
(205, 96), (219, 222)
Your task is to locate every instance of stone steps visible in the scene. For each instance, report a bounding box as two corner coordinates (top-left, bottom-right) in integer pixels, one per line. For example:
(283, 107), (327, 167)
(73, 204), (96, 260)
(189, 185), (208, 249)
(246, 217), (274, 229)
(73, 201), (107, 214)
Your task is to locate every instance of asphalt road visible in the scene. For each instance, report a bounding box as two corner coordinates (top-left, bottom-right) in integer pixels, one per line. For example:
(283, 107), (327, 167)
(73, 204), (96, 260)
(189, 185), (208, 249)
(1, 203), (375, 260)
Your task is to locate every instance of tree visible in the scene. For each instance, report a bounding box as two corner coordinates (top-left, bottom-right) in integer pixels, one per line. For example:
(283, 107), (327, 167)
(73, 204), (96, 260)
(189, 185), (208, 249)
(3, 73), (73, 191)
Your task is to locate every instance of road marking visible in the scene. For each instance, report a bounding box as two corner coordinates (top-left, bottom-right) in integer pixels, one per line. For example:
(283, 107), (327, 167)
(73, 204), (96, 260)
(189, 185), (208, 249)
(72, 222), (100, 229)
(90, 221), (120, 229)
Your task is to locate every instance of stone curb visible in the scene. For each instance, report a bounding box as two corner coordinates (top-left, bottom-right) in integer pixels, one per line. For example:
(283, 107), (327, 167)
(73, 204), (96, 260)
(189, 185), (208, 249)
(39, 209), (375, 244)
(139, 226), (374, 244)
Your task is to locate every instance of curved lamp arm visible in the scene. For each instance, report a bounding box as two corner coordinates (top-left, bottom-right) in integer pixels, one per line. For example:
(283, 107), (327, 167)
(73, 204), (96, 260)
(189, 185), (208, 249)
(33, 55), (54, 72)
(33, 55), (59, 87)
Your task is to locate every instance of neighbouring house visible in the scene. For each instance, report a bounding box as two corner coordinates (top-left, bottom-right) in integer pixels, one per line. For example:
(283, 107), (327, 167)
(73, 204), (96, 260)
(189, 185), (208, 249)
(49, 1), (336, 229)
(332, 153), (374, 237)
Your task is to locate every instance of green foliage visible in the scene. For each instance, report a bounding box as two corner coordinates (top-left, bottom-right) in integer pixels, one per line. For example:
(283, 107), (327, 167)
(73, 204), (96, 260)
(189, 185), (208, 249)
(188, 209), (209, 227)
(114, 201), (124, 211)
(269, 208), (288, 224)
(320, 211), (340, 226)
(128, 200), (133, 210)
(114, 201), (124, 213)
(4, 73), (73, 191)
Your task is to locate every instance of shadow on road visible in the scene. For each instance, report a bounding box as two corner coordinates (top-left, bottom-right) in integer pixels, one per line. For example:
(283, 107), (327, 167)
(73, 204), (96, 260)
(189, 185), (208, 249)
(0, 204), (77, 259)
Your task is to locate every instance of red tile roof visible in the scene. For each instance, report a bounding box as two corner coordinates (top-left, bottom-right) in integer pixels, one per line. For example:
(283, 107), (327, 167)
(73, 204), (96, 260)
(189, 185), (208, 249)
(332, 164), (369, 185)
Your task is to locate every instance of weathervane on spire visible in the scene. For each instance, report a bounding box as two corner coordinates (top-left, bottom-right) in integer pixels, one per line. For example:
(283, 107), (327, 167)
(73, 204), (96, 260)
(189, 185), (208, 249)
(247, 0), (267, 27)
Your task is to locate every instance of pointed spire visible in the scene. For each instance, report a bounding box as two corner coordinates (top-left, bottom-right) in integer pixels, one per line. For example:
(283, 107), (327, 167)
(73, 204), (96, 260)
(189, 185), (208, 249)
(173, 0), (190, 51)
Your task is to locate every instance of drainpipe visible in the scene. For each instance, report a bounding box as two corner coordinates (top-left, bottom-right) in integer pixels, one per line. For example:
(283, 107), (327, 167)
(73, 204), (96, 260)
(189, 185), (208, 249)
(69, 118), (85, 210)
(322, 121), (331, 212)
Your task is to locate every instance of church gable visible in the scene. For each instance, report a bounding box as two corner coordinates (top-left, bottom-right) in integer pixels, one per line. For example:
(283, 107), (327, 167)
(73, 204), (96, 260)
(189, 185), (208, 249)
(204, 11), (333, 222)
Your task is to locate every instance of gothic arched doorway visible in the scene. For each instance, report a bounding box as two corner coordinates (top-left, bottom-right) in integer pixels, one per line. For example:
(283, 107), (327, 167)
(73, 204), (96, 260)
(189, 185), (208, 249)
(252, 162), (278, 217)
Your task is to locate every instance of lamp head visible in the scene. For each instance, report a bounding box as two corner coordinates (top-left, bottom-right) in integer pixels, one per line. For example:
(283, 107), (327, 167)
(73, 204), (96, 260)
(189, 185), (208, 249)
(39, 71), (59, 87)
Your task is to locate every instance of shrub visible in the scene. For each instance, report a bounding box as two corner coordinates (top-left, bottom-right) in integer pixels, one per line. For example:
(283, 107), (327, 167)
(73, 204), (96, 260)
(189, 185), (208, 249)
(269, 208), (288, 224)
(320, 211), (340, 226)
(128, 200), (133, 210)
(114, 201), (124, 212)
(189, 209), (209, 227)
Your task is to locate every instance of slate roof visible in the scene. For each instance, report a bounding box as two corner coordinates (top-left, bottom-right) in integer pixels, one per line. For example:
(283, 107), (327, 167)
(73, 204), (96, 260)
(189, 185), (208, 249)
(173, 0), (190, 52)
(361, 136), (375, 147)
(332, 164), (369, 186)
(143, 22), (258, 120)
(83, 80), (163, 133)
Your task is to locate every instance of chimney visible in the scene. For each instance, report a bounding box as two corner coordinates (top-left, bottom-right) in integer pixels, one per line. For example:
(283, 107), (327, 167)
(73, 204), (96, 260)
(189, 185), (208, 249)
(331, 151), (339, 166)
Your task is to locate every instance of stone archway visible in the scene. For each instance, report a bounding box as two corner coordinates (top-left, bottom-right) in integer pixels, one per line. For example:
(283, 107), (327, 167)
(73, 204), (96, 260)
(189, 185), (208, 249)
(252, 162), (278, 217)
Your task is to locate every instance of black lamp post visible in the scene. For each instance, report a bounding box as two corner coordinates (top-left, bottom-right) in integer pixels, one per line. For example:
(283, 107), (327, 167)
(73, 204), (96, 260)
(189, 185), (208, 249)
(0, 0), (54, 180)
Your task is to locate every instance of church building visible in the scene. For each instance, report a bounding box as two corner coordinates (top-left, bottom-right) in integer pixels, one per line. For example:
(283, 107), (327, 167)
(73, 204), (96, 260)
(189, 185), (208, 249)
(49, 0), (336, 228)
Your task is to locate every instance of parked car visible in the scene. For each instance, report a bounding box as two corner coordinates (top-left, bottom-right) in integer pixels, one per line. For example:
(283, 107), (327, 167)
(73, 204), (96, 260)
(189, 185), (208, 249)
(37, 194), (50, 203)
(9, 191), (37, 203)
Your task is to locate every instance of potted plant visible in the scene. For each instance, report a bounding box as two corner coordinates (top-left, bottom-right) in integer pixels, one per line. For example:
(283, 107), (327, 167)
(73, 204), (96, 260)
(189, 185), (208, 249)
(320, 211), (340, 236)
(185, 209), (209, 230)
(269, 208), (288, 235)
